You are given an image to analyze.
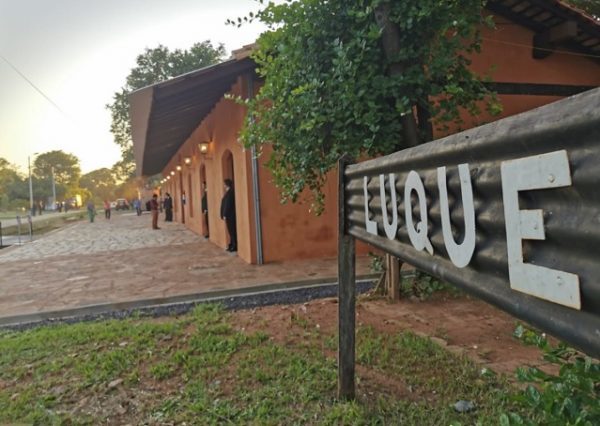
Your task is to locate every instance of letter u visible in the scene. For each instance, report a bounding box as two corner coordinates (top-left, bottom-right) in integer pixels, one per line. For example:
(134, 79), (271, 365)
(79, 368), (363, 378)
(379, 173), (398, 240)
(437, 164), (476, 268)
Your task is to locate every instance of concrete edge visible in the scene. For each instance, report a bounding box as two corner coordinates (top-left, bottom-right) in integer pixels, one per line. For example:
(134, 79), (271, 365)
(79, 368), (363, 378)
(0, 274), (379, 330)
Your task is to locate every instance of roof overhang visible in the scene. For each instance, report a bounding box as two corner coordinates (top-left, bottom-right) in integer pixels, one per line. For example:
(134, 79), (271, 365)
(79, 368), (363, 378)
(130, 4), (599, 177)
(129, 56), (256, 176)
(486, 0), (600, 59)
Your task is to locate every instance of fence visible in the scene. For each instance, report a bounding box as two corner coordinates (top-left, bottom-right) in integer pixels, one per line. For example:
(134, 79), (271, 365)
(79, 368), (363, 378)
(0, 215), (34, 248)
(337, 88), (600, 398)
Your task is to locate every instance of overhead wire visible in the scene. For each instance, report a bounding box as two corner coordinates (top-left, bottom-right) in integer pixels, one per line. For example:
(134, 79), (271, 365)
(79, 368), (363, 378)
(481, 36), (600, 60)
(0, 53), (70, 118)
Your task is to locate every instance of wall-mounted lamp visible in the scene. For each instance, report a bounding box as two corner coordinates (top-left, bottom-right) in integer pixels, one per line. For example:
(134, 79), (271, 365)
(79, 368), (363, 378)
(176, 165), (182, 172)
(170, 171), (175, 176)
(199, 141), (210, 155)
(184, 157), (192, 166)
(167, 175), (171, 180)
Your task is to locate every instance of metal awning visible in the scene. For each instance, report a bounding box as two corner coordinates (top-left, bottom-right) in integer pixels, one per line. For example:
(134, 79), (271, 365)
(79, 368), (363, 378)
(129, 56), (256, 176)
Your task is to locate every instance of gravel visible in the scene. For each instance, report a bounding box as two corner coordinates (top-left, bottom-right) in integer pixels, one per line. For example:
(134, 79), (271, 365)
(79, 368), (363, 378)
(1, 279), (375, 332)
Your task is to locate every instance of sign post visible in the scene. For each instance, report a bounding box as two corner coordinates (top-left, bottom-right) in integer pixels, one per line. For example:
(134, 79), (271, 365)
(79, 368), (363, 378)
(337, 88), (600, 398)
(338, 155), (356, 400)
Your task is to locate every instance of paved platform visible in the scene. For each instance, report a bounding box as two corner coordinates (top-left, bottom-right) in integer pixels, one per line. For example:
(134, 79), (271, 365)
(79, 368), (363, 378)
(0, 212), (370, 323)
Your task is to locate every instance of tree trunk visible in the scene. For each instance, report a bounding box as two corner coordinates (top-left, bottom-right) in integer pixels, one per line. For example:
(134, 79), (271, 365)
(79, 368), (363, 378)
(374, 2), (420, 299)
(374, 3), (420, 148)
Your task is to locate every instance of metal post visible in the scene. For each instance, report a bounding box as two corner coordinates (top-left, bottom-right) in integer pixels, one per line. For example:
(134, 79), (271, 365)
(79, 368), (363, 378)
(28, 156), (34, 215)
(28, 215), (33, 241)
(337, 154), (356, 400)
(28, 152), (39, 215)
(16, 216), (21, 245)
(51, 166), (56, 210)
(248, 73), (264, 265)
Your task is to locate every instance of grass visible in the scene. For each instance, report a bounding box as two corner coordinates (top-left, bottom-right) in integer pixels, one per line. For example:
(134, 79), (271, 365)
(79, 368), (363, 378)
(0, 211), (85, 237)
(0, 303), (526, 424)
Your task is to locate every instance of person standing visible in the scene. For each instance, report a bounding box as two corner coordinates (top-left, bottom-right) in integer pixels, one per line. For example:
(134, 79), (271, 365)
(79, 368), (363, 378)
(220, 179), (236, 252)
(86, 200), (96, 223)
(103, 200), (111, 219)
(150, 194), (160, 230)
(164, 193), (173, 222)
(134, 198), (142, 216)
(201, 183), (209, 238)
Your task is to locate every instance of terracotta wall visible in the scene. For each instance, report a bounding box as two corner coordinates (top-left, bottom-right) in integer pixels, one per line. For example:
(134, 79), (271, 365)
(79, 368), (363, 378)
(453, 15), (600, 131)
(161, 77), (257, 264)
(475, 15), (600, 86)
(257, 155), (334, 262)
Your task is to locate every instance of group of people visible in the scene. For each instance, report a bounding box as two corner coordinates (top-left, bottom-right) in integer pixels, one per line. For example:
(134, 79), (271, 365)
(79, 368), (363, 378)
(148, 178), (237, 252)
(86, 198), (143, 223)
(83, 180), (238, 253)
(30, 200), (71, 217)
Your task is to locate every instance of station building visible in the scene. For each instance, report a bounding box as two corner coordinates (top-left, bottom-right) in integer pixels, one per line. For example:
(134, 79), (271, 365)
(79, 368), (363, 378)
(130, 0), (600, 265)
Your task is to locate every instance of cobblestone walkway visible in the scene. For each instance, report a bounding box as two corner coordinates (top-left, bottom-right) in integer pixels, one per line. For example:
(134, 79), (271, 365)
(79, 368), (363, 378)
(0, 212), (198, 262)
(0, 213), (369, 321)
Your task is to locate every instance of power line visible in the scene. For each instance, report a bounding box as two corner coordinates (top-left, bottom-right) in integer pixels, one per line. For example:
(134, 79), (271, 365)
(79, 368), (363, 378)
(481, 36), (600, 60)
(0, 53), (70, 118)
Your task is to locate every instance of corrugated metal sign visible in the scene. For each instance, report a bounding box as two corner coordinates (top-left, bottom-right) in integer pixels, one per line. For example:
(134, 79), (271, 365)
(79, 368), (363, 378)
(341, 88), (600, 357)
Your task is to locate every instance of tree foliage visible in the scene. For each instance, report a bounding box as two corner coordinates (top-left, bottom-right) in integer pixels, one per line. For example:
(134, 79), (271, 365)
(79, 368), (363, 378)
(31, 150), (82, 202)
(0, 158), (27, 209)
(238, 0), (498, 211)
(80, 168), (118, 202)
(33, 150), (81, 187)
(107, 41), (226, 178)
(565, 0), (600, 18)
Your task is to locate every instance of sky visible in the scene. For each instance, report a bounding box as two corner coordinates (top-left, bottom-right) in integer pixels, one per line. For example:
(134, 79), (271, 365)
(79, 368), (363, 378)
(0, 0), (272, 175)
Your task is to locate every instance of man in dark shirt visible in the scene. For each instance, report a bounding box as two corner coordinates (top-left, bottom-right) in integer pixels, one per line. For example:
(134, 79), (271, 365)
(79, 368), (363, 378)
(164, 193), (173, 222)
(220, 179), (236, 252)
(201, 183), (209, 238)
(150, 194), (160, 230)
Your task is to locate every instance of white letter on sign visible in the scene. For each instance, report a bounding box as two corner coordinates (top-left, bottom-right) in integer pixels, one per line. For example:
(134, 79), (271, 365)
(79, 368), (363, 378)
(363, 176), (378, 235)
(380, 173), (398, 240)
(501, 150), (581, 309)
(437, 164), (476, 268)
(404, 171), (433, 255)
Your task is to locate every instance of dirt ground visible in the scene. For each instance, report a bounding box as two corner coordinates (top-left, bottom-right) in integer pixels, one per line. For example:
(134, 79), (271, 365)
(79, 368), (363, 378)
(234, 291), (552, 378)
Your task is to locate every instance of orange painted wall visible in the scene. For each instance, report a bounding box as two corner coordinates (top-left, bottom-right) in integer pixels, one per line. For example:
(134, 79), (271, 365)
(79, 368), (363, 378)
(257, 153), (337, 262)
(161, 77), (257, 264)
(474, 15), (600, 86)
(453, 15), (600, 132)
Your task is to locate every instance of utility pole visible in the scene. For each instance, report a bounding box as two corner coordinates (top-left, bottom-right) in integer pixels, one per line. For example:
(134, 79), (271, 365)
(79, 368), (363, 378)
(28, 155), (33, 215)
(51, 166), (56, 210)
(28, 152), (39, 215)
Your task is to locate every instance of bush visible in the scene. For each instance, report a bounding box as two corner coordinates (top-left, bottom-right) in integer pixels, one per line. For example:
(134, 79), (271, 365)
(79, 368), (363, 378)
(500, 324), (600, 425)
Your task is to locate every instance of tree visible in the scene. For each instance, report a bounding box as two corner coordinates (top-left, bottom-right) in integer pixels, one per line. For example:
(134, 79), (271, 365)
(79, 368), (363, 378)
(566, 0), (600, 18)
(0, 158), (28, 210)
(80, 168), (117, 202)
(107, 41), (227, 178)
(32, 150), (81, 200)
(237, 0), (499, 211)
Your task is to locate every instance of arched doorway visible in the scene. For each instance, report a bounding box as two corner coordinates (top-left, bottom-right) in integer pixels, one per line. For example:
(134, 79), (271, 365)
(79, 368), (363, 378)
(221, 150), (236, 252)
(179, 171), (185, 224)
(222, 150), (234, 181)
(200, 164), (208, 238)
